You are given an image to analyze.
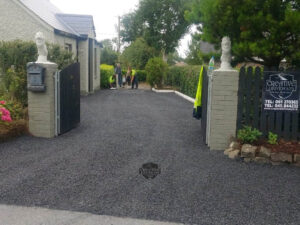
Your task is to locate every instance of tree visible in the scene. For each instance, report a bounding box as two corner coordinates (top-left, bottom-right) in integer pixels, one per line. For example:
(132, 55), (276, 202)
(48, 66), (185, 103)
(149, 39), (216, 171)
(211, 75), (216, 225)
(185, 0), (300, 67)
(120, 38), (157, 69)
(100, 39), (118, 65)
(120, 0), (191, 61)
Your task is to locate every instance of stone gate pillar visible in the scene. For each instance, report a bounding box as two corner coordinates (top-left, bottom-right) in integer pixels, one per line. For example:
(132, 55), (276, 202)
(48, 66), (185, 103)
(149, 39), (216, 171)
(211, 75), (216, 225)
(208, 70), (239, 150)
(208, 37), (239, 150)
(27, 31), (58, 138)
(27, 62), (58, 138)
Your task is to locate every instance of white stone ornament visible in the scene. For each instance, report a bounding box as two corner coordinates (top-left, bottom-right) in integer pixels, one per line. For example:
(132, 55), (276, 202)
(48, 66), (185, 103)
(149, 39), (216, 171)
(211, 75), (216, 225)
(35, 32), (48, 63)
(219, 36), (233, 70)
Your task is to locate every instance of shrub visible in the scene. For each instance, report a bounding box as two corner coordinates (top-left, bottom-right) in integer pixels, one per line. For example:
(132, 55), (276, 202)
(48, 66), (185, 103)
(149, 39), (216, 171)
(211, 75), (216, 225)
(0, 119), (27, 143)
(268, 132), (278, 145)
(135, 70), (147, 82)
(164, 65), (202, 98)
(145, 57), (168, 88)
(100, 64), (114, 88)
(237, 126), (262, 144)
(0, 40), (74, 106)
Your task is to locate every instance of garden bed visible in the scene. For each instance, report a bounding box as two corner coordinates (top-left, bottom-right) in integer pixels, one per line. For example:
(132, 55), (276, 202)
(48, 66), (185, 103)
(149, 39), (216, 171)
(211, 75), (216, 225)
(0, 120), (28, 143)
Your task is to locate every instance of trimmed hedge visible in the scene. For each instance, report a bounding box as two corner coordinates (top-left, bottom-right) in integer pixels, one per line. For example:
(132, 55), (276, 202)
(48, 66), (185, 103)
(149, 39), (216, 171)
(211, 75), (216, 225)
(100, 64), (114, 88)
(164, 65), (203, 98)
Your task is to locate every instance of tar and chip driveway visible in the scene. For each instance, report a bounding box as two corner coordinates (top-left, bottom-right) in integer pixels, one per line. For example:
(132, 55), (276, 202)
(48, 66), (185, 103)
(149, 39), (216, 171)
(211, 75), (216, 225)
(0, 90), (299, 225)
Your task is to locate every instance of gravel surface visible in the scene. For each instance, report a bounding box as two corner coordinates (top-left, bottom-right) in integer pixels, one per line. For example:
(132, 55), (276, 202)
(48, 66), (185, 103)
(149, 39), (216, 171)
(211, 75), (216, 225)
(0, 89), (299, 225)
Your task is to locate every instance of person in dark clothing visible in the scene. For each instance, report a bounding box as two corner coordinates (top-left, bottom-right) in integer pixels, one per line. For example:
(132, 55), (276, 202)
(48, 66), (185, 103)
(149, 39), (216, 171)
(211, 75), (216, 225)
(114, 63), (122, 88)
(131, 69), (138, 89)
(126, 66), (132, 87)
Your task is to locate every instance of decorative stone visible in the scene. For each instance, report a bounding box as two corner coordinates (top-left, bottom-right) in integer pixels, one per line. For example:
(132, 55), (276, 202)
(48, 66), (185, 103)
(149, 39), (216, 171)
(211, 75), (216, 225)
(258, 146), (271, 158)
(241, 144), (257, 158)
(229, 141), (240, 150)
(254, 157), (270, 164)
(228, 150), (240, 159)
(271, 161), (285, 166)
(294, 154), (300, 163)
(271, 152), (292, 163)
(224, 148), (234, 155)
(244, 158), (252, 163)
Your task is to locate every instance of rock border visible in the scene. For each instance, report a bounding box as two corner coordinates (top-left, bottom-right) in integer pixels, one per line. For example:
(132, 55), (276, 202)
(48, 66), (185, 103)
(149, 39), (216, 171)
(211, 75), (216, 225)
(224, 141), (300, 167)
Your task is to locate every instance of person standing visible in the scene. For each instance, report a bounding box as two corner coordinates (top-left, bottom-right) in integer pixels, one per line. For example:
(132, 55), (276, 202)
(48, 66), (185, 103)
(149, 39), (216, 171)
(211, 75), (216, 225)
(131, 69), (138, 89)
(126, 66), (132, 88)
(115, 63), (122, 88)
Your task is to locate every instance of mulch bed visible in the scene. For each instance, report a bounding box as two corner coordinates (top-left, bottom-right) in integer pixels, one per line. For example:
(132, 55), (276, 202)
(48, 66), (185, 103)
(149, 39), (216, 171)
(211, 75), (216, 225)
(254, 139), (300, 155)
(0, 120), (28, 143)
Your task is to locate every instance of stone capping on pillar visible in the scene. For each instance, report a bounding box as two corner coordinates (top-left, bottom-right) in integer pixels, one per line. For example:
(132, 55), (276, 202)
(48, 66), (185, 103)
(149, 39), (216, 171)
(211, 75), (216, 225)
(208, 69), (239, 150)
(27, 62), (58, 138)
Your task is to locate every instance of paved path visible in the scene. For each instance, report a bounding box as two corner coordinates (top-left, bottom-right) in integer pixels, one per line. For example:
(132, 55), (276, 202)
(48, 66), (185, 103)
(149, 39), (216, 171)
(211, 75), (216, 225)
(0, 90), (299, 225)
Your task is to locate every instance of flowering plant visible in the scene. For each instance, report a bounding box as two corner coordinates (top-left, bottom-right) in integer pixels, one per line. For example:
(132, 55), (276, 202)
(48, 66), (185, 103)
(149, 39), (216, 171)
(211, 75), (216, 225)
(0, 100), (12, 122)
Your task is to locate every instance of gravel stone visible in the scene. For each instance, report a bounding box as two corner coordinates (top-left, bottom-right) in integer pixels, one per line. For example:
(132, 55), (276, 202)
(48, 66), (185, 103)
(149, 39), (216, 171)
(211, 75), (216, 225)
(0, 90), (299, 225)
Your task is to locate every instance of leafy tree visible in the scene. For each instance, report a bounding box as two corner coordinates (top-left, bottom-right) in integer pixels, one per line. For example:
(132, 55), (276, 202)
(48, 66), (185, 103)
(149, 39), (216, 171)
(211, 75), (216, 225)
(100, 39), (118, 65)
(185, 0), (300, 67)
(120, 0), (191, 60)
(120, 38), (157, 69)
(120, 13), (144, 44)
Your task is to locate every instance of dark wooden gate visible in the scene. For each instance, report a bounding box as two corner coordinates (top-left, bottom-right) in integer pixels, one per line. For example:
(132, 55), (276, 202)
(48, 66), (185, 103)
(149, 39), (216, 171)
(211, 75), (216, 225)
(237, 66), (300, 140)
(58, 63), (80, 135)
(201, 68), (208, 142)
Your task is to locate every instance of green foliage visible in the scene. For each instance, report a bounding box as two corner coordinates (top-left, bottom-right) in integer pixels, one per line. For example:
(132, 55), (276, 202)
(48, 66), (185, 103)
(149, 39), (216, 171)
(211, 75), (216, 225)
(100, 64), (115, 88)
(135, 70), (147, 82)
(100, 39), (119, 65)
(145, 57), (168, 88)
(164, 65), (201, 97)
(0, 99), (24, 121)
(120, 0), (191, 55)
(47, 44), (75, 70)
(268, 132), (278, 145)
(120, 38), (157, 69)
(1, 68), (27, 106)
(0, 40), (74, 106)
(185, 0), (300, 67)
(237, 126), (262, 144)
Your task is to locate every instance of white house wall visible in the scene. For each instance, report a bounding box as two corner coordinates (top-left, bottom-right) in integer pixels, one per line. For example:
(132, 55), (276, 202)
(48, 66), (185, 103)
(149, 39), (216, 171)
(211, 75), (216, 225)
(54, 34), (77, 59)
(0, 0), (99, 95)
(94, 45), (101, 91)
(78, 40), (89, 95)
(0, 0), (54, 43)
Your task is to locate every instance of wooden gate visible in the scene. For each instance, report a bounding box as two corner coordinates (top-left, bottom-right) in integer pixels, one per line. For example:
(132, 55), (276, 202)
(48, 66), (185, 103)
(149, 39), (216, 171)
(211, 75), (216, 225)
(237, 66), (300, 140)
(57, 63), (80, 135)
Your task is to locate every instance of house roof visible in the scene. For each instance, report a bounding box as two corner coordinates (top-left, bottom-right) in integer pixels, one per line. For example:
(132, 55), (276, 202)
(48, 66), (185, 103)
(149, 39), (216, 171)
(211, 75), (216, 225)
(56, 14), (96, 37)
(18, 0), (96, 38)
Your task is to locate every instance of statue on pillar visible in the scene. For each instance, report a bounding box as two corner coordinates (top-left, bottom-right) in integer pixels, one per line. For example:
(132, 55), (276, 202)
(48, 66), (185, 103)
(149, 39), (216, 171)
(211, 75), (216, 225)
(219, 36), (233, 70)
(35, 32), (48, 63)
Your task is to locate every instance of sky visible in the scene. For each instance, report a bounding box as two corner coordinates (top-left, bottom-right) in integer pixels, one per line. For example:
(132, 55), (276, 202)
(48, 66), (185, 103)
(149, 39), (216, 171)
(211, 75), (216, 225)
(50, 0), (192, 57)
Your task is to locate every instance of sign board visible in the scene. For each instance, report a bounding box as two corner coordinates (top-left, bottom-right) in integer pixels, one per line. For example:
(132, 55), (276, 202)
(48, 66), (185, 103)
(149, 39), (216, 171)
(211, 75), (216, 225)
(263, 72), (299, 111)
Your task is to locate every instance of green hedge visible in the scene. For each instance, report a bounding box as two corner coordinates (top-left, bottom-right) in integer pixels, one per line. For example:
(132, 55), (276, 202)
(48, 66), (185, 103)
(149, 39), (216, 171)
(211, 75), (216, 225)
(164, 65), (203, 98)
(100, 64), (114, 88)
(0, 40), (74, 106)
(100, 64), (147, 88)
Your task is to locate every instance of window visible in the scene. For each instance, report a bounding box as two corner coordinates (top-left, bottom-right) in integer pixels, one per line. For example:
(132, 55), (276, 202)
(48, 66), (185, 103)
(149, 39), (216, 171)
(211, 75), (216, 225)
(65, 43), (72, 53)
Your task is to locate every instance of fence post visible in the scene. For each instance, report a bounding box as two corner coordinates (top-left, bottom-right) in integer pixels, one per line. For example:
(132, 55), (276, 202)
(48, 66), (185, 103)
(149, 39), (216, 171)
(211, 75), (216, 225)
(208, 69), (239, 150)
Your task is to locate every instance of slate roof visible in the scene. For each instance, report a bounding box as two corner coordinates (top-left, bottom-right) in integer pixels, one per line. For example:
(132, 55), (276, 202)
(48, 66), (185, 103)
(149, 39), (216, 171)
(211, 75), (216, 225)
(18, 0), (96, 38)
(56, 14), (96, 37)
